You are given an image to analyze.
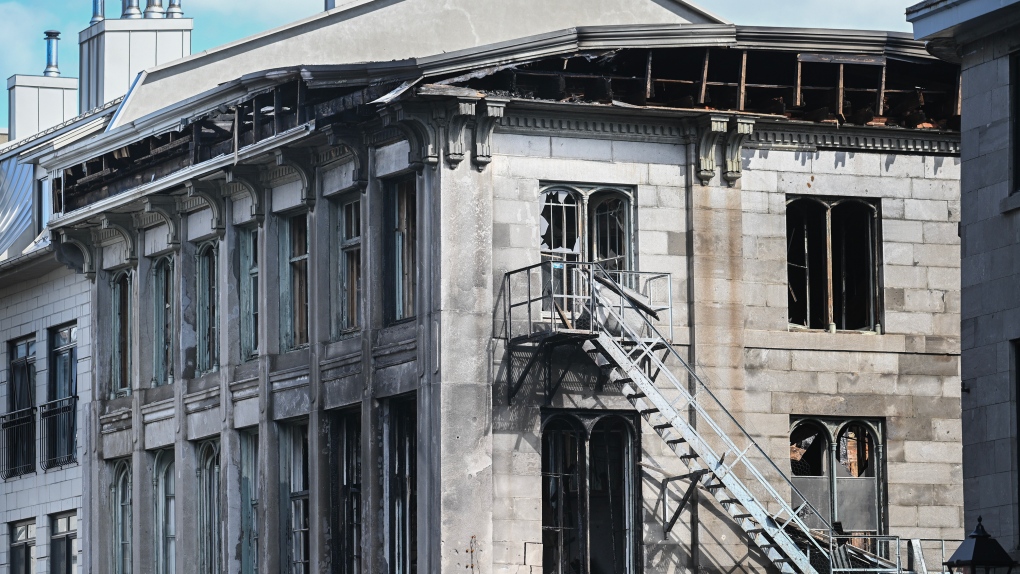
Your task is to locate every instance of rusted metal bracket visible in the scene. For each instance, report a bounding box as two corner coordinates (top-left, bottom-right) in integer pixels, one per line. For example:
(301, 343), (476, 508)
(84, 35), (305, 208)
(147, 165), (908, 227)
(723, 117), (755, 186)
(662, 469), (710, 534)
(696, 115), (728, 185)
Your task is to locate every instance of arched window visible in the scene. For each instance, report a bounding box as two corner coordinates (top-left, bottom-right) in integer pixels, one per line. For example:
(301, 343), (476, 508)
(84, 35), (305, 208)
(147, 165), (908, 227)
(111, 271), (132, 396)
(542, 412), (637, 574)
(790, 418), (884, 546)
(539, 185), (633, 270)
(198, 440), (221, 574)
(151, 257), (174, 386)
(196, 244), (218, 373)
(154, 451), (175, 574)
(112, 460), (132, 574)
(786, 197), (881, 332)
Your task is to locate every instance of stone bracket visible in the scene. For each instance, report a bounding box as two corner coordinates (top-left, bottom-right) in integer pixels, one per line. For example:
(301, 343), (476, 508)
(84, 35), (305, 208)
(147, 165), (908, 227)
(143, 195), (182, 249)
(723, 117), (755, 186)
(56, 228), (97, 280)
(100, 213), (138, 267)
(225, 166), (265, 225)
(274, 148), (316, 210)
(381, 102), (441, 171)
(327, 125), (370, 193)
(696, 114), (729, 185)
(474, 98), (508, 171)
(184, 180), (226, 236)
(446, 98), (479, 168)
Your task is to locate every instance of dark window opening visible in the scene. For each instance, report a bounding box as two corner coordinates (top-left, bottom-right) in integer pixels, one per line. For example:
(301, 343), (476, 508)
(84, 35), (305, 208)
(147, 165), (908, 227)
(43, 325), (77, 469)
(285, 425), (309, 574)
(198, 441), (221, 574)
(112, 272), (132, 395)
(335, 410), (362, 574)
(542, 412), (637, 574)
(50, 513), (77, 574)
(1013, 53), (1020, 194)
(239, 431), (259, 574)
(786, 197), (881, 332)
(2, 337), (36, 479)
(152, 257), (174, 386)
(287, 215), (309, 348)
(389, 397), (417, 574)
(240, 228), (259, 359)
(196, 244), (218, 373)
(391, 178), (417, 321)
(790, 423), (828, 477)
(113, 460), (132, 574)
(10, 520), (35, 574)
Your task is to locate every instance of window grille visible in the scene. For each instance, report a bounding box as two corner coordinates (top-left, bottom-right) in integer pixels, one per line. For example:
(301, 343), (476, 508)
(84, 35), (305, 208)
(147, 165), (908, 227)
(2, 338), (36, 479)
(42, 325), (77, 470)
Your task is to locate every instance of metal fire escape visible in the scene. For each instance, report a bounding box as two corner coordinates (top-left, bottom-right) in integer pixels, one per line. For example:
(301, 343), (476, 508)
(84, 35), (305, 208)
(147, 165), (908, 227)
(502, 261), (916, 574)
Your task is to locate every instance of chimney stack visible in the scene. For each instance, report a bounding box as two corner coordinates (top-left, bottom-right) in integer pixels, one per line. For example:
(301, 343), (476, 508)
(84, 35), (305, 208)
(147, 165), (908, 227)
(121, 0), (142, 18)
(91, 0), (104, 24)
(144, 0), (165, 18)
(7, 31), (78, 141)
(43, 31), (61, 77)
(166, 0), (183, 18)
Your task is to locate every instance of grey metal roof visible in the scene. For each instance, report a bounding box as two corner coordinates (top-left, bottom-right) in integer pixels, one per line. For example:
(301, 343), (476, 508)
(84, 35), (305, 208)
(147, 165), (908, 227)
(0, 155), (35, 257)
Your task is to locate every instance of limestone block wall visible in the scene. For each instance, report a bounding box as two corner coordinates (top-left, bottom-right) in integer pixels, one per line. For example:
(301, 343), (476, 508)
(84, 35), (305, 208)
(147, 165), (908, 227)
(958, 22), (1020, 553)
(487, 125), (964, 574)
(0, 262), (91, 573)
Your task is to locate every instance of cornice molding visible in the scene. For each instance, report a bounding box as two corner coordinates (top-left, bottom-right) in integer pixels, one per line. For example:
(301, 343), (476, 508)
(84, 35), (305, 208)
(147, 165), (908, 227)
(498, 109), (685, 143)
(723, 117), (755, 186)
(474, 98), (508, 170)
(745, 123), (960, 155)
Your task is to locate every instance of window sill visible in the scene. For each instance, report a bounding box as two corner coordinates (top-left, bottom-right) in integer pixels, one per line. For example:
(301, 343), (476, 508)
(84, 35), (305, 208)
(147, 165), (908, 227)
(1000, 192), (1020, 214)
(746, 329), (909, 354)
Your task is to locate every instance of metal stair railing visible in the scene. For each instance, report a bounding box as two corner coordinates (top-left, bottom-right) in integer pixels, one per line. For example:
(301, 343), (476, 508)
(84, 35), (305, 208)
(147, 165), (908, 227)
(570, 262), (833, 573)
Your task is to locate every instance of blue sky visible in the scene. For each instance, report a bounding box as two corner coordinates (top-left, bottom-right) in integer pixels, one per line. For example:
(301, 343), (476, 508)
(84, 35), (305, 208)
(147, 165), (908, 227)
(0, 0), (918, 129)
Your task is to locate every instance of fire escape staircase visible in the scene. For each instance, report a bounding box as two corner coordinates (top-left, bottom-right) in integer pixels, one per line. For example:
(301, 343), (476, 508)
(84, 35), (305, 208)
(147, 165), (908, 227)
(503, 261), (898, 574)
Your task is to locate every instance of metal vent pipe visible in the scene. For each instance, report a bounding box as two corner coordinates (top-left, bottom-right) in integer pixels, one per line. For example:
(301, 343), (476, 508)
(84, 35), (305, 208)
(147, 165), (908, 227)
(43, 31), (61, 77)
(144, 0), (165, 18)
(166, 0), (183, 18)
(122, 0), (142, 18)
(91, 0), (105, 24)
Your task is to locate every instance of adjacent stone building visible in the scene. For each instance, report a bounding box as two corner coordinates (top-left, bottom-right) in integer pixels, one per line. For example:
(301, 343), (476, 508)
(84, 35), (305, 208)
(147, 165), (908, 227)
(0, 0), (969, 573)
(909, 0), (1020, 559)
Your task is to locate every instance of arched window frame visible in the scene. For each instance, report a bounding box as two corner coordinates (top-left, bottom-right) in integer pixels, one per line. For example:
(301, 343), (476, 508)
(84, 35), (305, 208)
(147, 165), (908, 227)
(539, 184), (635, 270)
(151, 256), (175, 386)
(198, 440), (221, 574)
(110, 270), (133, 398)
(112, 459), (132, 574)
(153, 450), (176, 574)
(195, 242), (219, 374)
(785, 196), (882, 333)
(540, 411), (640, 574)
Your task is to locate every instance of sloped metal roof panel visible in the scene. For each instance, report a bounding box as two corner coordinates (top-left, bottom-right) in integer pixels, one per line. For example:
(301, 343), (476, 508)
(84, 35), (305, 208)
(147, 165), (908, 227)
(0, 156), (34, 257)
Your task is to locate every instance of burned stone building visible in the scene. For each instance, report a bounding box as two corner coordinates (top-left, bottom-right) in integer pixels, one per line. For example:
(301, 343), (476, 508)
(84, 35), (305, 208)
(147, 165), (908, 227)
(0, 0), (967, 573)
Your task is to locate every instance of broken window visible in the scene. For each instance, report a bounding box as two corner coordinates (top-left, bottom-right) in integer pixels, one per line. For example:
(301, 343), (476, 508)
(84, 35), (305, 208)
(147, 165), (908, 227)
(112, 459), (132, 574)
(50, 513), (77, 574)
(391, 178), (417, 321)
(10, 520), (35, 574)
(284, 424), (310, 574)
(335, 410), (362, 574)
(196, 243), (218, 374)
(239, 431), (259, 574)
(539, 185), (633, 270)
(790, 418), (883, 547)
(2, 337), (36, 479)
(154, 450), (175, 574)
(111, 271), (132, 396)
(542, 412), (637, 574)
(284, 214), (310, 349)
(239, 228), (259, 360)
(152, 256), (174, 386)
(339, 197), (362, 332)
(388, 397), (417, 574)
(198, 440), (221, 574)
(786, 197), (881, 332)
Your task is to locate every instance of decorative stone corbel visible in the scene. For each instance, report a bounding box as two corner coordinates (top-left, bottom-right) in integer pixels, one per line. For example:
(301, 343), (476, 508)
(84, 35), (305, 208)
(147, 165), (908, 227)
(56, 228), (97, 280)
(696, 114), (729, 185)
(224, 166), (265, 225)
(100, 213), (138, 266)
(274, 148), (316, 210)
(446, 98), (478, 168)
(723, 117), (755, 186)
(143, 196), (182, 249)
(327, 125), (369, 193)
(380, 102), (441, 171)
(473, 98), (509, 170)
(184, 180), (225, 236)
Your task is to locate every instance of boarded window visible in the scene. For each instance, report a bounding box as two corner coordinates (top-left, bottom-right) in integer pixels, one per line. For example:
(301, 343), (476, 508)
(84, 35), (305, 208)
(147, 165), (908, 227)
(786, 197), (881, 332)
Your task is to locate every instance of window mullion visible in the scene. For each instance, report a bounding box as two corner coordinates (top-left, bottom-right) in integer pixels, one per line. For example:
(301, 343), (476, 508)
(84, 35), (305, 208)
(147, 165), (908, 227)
(825, 206), (834, 332)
